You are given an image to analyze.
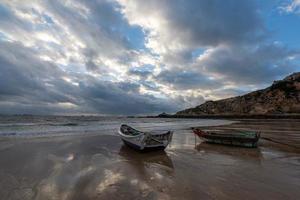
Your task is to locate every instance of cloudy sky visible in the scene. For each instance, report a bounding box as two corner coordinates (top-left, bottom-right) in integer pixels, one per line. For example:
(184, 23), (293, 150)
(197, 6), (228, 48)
(0, 0), (299, 115)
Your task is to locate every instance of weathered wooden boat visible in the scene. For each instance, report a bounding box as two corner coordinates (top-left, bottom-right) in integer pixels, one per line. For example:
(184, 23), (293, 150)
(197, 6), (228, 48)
(192, 128), (260, 147)
(119, 124), (173, 151)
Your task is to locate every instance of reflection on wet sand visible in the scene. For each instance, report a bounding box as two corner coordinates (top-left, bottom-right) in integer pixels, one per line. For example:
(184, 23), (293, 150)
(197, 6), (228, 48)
(118, 145), (174, 170)
(115, 145), (175, 199)
(32, 136), (176, 200)
(195, 142), (263, 162)
(0, 119), (300, 199)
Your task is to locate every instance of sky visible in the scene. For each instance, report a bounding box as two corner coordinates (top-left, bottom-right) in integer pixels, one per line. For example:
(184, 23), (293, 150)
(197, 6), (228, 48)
(0, 0), (299, 115)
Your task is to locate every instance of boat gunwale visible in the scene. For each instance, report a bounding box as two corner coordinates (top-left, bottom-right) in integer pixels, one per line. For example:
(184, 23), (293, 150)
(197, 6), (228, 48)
(119, 124), (172, 138)
(193, 128), (260, 142)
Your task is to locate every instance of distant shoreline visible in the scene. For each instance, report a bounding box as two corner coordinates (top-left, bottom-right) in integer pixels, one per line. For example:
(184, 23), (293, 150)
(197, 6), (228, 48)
(141, 114), (300, 119)
(1, 114), (300, 119)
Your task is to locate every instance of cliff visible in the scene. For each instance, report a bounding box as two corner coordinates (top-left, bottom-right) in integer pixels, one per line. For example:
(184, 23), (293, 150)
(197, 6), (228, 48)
(176, 72), (300, 116)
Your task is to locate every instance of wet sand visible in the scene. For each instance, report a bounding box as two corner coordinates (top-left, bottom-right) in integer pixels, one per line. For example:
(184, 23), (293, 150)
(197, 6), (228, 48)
(0, 119), (300, 200)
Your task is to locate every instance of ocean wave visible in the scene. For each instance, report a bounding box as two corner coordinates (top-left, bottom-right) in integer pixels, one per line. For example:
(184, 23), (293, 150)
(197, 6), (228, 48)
(0, 122), (80, 127)
(0, 117), (234, 138)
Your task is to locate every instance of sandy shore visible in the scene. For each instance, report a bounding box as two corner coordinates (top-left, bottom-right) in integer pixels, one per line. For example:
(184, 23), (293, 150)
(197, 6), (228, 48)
(0, 119), (300, 200)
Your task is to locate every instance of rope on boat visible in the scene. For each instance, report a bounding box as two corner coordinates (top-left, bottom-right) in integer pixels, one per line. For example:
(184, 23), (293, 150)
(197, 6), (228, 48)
(144, 132), (164, 144)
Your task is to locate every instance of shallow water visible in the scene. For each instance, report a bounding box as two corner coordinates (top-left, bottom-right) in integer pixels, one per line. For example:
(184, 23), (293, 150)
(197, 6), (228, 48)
(0, 116), (233, 137)
(0, 118), (299, 200)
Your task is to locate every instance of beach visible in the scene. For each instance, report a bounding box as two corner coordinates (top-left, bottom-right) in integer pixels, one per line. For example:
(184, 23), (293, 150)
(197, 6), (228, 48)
(0, 117), (299, 200)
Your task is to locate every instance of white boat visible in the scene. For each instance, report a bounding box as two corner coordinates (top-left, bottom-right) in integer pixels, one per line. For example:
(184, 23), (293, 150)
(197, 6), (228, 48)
(118, 124), (173, 151)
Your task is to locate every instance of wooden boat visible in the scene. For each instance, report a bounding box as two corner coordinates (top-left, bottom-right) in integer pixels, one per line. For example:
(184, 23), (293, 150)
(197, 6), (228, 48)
(118, 124), (173, 151)
(192, 128), (260, 147)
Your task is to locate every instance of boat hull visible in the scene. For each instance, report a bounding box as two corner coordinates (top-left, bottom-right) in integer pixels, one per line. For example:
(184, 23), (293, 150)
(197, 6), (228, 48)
(122, 139), (167, 151)
(118, 124), (173, 151)
(193, 129), (260, 148)
(202, 137), (258, 147)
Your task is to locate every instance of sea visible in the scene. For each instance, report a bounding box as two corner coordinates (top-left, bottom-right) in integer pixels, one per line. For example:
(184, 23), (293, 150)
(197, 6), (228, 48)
(0, 115), (233, 137)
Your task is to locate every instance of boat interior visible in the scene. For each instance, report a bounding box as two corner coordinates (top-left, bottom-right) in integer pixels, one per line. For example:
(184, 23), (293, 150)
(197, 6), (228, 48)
(120, 124), (143, 136)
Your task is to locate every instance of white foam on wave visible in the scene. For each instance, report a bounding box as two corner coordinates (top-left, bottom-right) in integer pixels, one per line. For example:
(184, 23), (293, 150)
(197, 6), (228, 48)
(0, 116), (234, 138)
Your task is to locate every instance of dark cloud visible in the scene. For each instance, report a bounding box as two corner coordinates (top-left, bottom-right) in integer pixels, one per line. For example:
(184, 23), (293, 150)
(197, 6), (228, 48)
(198, 44), (299, 85)
(0, 41), (78, 109)
(0, 41), (178, 115)
(85, 60), (98, 71)
(78, 79), (178, 115)
(163, 0), (264, 47)
(127, 68), (152, 78)
(156, 69), (220, 90)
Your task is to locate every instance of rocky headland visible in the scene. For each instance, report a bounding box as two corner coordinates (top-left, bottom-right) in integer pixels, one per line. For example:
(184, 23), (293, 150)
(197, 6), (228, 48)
(176, 72), (300, 117)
